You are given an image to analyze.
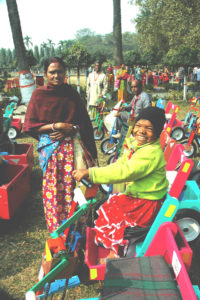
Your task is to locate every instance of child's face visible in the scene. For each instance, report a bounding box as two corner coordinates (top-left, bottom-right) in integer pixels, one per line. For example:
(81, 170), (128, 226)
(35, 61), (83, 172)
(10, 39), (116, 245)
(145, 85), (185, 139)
(133, 119), (156, 146)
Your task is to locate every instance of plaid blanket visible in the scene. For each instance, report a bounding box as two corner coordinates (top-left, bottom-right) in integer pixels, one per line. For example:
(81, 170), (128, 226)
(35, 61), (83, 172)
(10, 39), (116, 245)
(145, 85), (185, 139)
(101, 255), (181, 299)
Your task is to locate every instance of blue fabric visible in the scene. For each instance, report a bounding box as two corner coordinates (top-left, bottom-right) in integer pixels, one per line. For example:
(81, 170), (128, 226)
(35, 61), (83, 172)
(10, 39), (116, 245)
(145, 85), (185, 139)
(37, 134), (60, 174)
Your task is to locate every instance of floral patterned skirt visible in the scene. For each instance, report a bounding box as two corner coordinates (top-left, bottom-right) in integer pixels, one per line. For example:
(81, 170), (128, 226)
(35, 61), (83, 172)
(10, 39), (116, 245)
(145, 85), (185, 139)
(43, 138), (74, 233)
(94, 194), (163, 255)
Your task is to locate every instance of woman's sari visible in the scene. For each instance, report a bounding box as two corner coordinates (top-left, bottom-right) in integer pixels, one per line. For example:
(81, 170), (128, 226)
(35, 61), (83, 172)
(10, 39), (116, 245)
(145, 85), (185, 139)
(116, 68), (129, 102)
(37, 134), (74, 233)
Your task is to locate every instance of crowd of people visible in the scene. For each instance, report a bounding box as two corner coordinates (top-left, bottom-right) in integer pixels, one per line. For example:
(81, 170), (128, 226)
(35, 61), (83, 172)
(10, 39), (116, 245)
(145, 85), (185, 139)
(85, 62), (192, 110)
(23, 56), (169, 259)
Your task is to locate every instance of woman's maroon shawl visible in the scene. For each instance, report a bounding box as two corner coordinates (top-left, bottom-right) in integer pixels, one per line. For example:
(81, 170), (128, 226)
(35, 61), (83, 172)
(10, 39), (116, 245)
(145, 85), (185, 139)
(23, 84), (97, 159)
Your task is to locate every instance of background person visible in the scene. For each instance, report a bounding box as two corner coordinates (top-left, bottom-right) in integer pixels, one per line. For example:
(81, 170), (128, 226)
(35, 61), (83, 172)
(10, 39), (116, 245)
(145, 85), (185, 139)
(73, 107), (168, 256)
(107, 64), (114, 92)
(86, 60), (108, 119)
(23, 56), (97, 233)
(116, 62), (129, 102)
(196, 67), (200, 90)
(112, 79), (152, 139)
(177, 66), (185, 90)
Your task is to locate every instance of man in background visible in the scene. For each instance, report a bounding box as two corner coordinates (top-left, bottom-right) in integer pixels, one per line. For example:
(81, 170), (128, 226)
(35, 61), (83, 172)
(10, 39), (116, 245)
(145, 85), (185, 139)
(177, 66), (185, 91)
(86, 61), (108, 119)
(112, 79), (152, 138)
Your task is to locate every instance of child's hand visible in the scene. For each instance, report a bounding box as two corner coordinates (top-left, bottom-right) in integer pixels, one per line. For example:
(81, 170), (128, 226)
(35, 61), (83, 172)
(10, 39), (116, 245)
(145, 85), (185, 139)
(72, 169), (89, 182)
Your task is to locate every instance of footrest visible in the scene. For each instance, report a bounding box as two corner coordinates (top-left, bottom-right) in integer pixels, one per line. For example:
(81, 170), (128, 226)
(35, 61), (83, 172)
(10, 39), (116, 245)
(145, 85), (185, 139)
(37, 276), (80, 299)
(101, 255), (181, 299)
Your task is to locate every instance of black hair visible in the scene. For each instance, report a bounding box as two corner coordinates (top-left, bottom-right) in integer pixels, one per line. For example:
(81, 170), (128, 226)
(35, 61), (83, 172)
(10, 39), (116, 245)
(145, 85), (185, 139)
(95, 60), (102, 67)
(135, 107), (166, 138)
(44, 57), (65, 73)
(134, 79), (143, 89)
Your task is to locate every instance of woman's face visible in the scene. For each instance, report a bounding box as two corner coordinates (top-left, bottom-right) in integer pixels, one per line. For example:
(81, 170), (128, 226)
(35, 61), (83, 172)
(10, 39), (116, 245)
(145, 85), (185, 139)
(46, 62), (65, 86)
(133, 119), (156, 146)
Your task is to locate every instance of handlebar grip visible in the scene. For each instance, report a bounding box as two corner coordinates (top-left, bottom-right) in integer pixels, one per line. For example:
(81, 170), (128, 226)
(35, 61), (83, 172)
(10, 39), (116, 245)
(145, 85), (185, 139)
(80, 178), (93, 188)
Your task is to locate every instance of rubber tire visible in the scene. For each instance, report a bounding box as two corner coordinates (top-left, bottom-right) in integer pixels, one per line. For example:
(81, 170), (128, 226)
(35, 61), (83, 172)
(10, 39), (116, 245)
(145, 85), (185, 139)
(180, 139), (197, 158)
(176, 209), (200, 248)
(8, 126), (19, 139)
(100, 138), (117, 155)
(99, 184), (110, 195)
(93, 126), (104, 141)
(170, 126), (185, 141)
(107, 154), (117, 165)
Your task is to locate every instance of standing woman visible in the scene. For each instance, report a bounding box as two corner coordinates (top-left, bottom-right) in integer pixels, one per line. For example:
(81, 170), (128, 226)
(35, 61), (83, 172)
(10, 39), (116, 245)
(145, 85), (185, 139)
(23, 57), (97, 233)
(116, 63), (129, 103)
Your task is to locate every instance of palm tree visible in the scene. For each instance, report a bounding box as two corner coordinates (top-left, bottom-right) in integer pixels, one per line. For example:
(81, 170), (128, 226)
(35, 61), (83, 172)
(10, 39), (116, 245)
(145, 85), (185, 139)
(24, 35), (33, 49)
(47, 39), (55, 57)
(47, 39), (55, 49)
(113, 0), (123, 65)
(58, 40), (65, 50)
(6, 0), (35, 103)
(6, 0), (29, 70)
(41, 42), (47, 50)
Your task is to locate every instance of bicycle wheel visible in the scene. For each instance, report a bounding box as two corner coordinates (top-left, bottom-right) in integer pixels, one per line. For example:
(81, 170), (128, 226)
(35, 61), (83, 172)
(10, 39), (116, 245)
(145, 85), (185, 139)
(180, 139), (197, 158)
(8, 126), (19, 139)
(176, 209), (200, 248)
(107, 154), (117, 165)
(100, 138), (117, 155)
(99, 183), (110, 195)
(170, 126), (185, 141)
(93, 126), (105, 140)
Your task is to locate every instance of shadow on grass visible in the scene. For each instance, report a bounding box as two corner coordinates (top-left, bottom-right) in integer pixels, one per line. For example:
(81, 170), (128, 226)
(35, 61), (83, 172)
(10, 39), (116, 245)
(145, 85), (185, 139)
(0, 288), (20, 300)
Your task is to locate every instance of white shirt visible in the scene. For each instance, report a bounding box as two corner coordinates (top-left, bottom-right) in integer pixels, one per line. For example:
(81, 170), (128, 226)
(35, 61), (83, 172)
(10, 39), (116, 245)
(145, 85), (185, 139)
(86, 71), (108, 106)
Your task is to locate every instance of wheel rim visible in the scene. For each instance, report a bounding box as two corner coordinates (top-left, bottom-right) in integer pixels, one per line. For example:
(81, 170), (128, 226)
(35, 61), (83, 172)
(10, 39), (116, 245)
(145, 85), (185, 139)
(8, 127), (17, 139)
(177, 217), (200, 242)
(182, 142), (195, 157)
(102, 141), (116, 154)
(100, 184), (110, 193)
(171, 128), (184, 141)
(94, 128), (104, 140)
(107, 155), (116, 165)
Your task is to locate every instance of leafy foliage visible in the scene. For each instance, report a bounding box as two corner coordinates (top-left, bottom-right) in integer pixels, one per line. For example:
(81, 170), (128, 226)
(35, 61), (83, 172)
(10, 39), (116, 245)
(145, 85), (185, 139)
(131, 0), (200, 67)
(62, 42), (92, 70)
(0, 29), (139, 71)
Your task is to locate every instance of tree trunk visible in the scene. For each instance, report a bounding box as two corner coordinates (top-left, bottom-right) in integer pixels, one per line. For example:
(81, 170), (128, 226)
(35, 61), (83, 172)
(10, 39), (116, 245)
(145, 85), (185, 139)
(6, 0), (29, 71)
(183, 75), (187, 102)
(6, 0), (35, 104)
(113, 0), (123, 66)
(77, 68), (80, 94)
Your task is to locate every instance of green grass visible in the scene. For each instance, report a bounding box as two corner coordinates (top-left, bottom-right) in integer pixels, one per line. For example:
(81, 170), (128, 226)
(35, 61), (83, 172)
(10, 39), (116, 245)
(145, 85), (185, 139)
(0, 135), (106, 300)
(0, 98), (200, 299)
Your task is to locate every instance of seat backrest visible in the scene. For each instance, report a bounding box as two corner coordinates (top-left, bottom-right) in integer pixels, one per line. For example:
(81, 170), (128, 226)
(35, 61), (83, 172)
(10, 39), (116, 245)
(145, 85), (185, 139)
(165, 101), (180, 114)
(136, 157), (194, 258)
(168, 158), (194, 199)
(136, 194), (180, 258)
(143, 222), (196, 300)
(165, 143), (185, 171)
(164, 138), (177, 163)
(160, 130), (171, 150)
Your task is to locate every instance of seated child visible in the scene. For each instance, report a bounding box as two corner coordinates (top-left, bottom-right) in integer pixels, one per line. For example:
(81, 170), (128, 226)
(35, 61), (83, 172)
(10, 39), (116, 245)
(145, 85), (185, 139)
(72, 107), (169, 256)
